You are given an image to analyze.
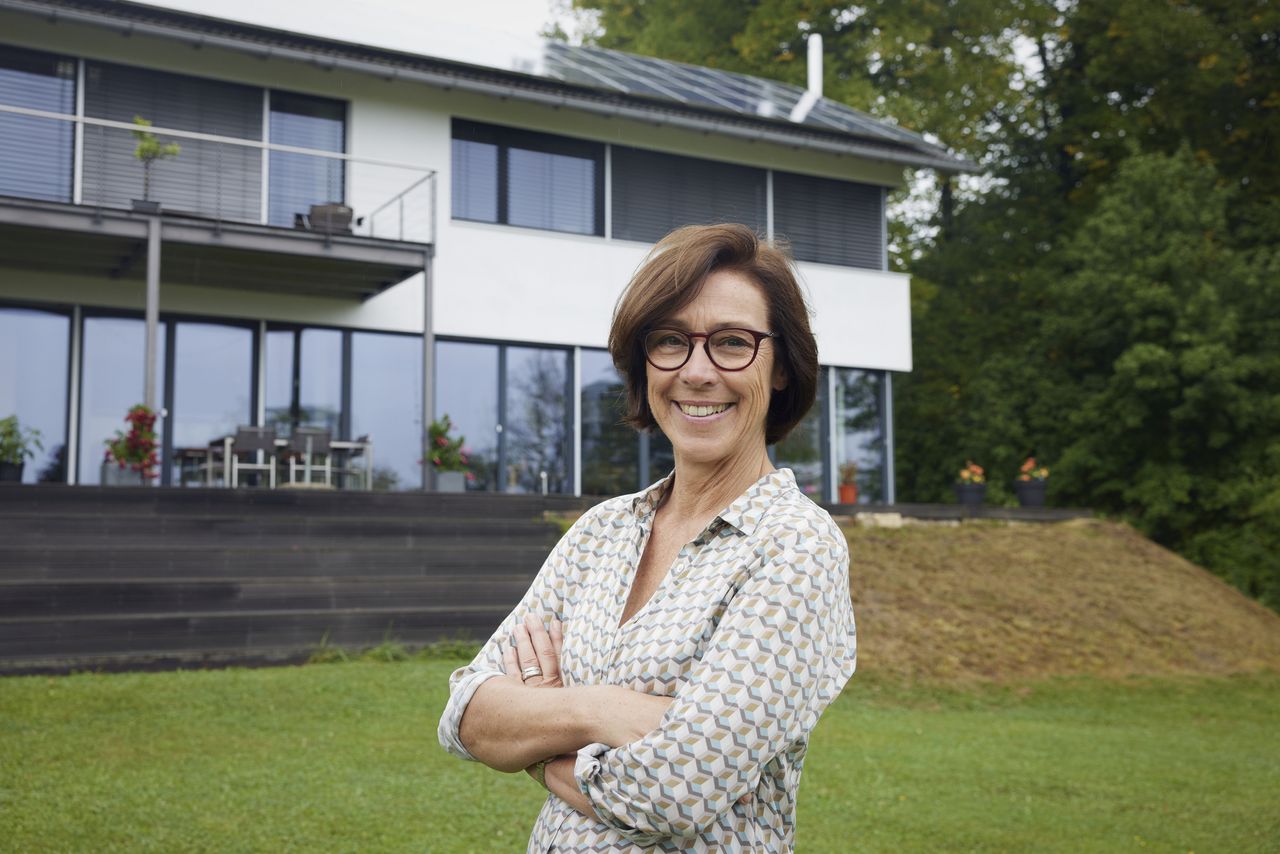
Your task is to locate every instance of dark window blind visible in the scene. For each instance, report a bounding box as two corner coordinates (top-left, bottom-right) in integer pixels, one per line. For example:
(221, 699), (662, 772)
(82, 61), (262, 219)
(451, 119), (602, 236)
(610, 146), (766, 244)
(0, 45), (75, 202)
(773, 171), (883, 269)
(268, 91), (346, 227)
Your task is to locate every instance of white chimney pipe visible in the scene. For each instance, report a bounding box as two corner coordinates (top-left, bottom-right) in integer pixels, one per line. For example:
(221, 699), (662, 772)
(807, 33), (823, 97)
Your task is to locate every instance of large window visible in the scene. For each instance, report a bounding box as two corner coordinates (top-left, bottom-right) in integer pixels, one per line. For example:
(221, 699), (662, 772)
(168, 322), (254, 481)
(773, 367), (828, 498)
(0, 45), (75, 203)
(78, 316), (167, 485)
(773, 172), (884, 269)
(610, 146), (766, 244)
(580, 349), (638, 496)
(264, 327), (343, 437)
(0, 306), (69, 483)
(351, 332), (422, 491)
(268, 92), (346, 228)
(451, 119), (603, 236)
(834, 368), (887, 503)
(83, 61), (263, 220)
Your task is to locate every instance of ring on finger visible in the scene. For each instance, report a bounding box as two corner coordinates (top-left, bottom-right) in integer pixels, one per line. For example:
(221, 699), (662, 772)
(521, 666), (543, 680)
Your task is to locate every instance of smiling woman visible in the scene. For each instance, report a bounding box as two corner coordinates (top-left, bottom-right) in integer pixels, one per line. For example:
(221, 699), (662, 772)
(438, 224), (856, 852)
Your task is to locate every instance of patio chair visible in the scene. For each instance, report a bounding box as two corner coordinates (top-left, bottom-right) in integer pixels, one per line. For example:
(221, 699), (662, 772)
(286, 427), (333, 487)
(229, 426), (278, 488)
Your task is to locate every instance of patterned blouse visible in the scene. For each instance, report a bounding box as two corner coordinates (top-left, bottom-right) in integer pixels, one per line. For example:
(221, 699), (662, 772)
(438, 468), (857, 852)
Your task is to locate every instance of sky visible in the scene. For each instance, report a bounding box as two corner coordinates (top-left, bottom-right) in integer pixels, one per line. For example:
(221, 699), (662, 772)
(132, 0), (566, 72)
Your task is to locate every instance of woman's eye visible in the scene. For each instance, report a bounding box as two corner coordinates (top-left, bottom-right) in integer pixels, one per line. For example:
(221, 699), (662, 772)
(715, 335), (750, 349)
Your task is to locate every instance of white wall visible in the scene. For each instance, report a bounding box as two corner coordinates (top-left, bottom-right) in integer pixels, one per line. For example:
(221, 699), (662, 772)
(1, 9), (913, 371)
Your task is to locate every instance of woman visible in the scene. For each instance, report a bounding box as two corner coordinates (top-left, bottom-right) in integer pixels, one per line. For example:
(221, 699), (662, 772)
(438, 224), (857, 851)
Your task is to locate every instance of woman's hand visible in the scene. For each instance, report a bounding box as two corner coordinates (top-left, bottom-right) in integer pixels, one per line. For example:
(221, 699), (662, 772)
(502, 614), (564, 688)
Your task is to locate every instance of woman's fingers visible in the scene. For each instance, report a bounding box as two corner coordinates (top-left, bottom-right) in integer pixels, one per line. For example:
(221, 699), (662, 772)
(501, 637), (520, 678)
(550, 619), (564, 661)
(524, 614), (561, 684)
(513, 622), (541, 682)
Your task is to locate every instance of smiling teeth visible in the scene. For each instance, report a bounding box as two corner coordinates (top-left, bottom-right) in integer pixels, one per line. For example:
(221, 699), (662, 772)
(679, 403), (731, 417)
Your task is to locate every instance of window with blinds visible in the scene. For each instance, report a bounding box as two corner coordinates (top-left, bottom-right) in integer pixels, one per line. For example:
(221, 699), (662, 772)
(610, 146), (766, 244)
(451, 119), (603, 236)
(268, 91), (346, 227)
(772, 171), (884, 270)
(0, 45), (75, 203)
(82, 61), (263, 220)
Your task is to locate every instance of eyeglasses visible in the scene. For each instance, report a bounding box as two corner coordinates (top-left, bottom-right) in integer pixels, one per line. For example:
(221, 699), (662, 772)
(643, 327), (779, 372)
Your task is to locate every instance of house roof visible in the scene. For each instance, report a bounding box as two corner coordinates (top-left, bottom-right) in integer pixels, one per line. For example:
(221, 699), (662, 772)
(1, 0), (975, 173)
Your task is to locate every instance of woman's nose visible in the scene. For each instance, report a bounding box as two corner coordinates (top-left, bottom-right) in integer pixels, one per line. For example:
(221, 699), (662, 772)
(679, 341), (719, 383)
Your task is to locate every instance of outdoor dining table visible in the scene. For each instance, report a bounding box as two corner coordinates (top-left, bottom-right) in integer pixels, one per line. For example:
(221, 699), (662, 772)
(203, 435), (374, 489)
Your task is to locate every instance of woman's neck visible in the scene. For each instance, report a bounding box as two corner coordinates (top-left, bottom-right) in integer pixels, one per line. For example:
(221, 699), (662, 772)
(661, 445), (775, 522)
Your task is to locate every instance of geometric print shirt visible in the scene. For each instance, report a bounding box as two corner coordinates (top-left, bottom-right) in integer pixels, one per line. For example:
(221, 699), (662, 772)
(438, 468), (857, 852)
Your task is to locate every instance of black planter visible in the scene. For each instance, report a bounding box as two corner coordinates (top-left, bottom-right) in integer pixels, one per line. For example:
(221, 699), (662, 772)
(1014, 479), (1047, 507)
(131, 199), (161, 214)
(954, 482), (986, 507)
(0, 461), (23, 482)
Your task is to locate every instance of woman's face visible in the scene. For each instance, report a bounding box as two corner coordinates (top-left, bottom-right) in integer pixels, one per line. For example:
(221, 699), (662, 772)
(646, 269), (785, 469)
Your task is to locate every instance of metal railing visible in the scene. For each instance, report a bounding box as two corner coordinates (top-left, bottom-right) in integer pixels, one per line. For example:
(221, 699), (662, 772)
(0, 103), (437, 244)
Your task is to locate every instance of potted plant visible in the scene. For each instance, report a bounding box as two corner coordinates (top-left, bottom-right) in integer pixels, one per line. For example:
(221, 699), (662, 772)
(131, 115), (180, 213)
(1014, 457), (1049, 507)
(954, 460), (986, 507)
(427, 414), (471, 492)
(837, 462), (859, 505)
(103, 404), (159, 485)
(0, 415), (43, 483)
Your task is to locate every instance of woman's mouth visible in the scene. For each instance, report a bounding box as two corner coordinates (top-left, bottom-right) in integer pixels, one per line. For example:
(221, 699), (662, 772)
(676, 402), (734, 418)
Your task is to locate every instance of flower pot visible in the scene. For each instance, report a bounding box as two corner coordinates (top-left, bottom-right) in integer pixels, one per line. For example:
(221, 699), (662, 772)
(0, 461), (23, 482)
(1014, 480), (1047, 507)
(101, 463), (145, 486)
(436, 471), (466, 492)
(953, 482), (986, 507)
(838, 483), (859, 504)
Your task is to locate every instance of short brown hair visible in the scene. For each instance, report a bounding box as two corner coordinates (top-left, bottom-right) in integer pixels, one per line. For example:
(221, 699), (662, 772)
(607, 223), (818, 445)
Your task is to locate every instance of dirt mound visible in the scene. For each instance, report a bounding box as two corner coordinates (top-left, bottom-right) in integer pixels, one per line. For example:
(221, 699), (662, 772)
(845, 518), (1280, 682)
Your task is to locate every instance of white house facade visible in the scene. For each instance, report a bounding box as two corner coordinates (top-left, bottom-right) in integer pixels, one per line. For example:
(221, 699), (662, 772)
(0, 0), (968, 501)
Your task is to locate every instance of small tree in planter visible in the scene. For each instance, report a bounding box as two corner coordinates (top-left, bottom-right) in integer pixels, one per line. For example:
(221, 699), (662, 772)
(954, 460), (986, 507)
(1014, 457), (1050, 507)
(837, 462), (859, 505)
(426, 414), (471, 491)
(131, 115), (180, 209)
(0, 415), (43, 482)
(103, 404), (159, 484)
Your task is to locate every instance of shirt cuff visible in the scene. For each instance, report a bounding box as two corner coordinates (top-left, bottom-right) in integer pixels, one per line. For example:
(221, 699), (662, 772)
(437, 668), (504, 761)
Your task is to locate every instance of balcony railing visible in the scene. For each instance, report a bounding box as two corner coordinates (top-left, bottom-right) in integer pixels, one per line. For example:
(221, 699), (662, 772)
(0, 103), (436, 244)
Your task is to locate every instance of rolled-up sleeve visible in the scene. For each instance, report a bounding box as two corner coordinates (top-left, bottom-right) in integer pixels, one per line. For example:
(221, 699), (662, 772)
(573, 523), (857, 844)
(436, 512), (590, 761)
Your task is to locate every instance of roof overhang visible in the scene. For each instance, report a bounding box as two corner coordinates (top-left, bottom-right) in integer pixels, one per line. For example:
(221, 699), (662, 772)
(0, 0), (977, 174)
(0, 197), (429, 299)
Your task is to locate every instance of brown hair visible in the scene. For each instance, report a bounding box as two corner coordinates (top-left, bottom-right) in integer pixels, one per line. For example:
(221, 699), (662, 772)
(607, 223), (818, 445)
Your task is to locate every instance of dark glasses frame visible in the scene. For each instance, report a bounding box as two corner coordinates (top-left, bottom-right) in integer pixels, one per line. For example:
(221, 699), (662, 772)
(643, 327), (779, 372)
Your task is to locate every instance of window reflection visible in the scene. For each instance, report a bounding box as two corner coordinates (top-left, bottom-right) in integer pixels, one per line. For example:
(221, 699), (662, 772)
(0, 307), (69, 483)
(263, 329), (294, 435)
(78, 317), (166, 485)
(580, 349), (638, 496)
(835, 368), (886, 503)
(435, 340), (498, 491)
(300, 329), (342, 435)
(505, 346), (571, 494)
(773, 367), (826, 498)
(268, 91), (346, 228)
(0, 46), (75, 203)
(171, 322), (252, 480)
(352, 332), (422, 491)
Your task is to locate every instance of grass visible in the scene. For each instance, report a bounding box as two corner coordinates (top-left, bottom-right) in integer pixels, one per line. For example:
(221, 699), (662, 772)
(2, 660), (1277, 852)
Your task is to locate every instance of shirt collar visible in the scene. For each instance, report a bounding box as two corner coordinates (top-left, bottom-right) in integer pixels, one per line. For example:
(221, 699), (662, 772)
(630, 467), (798, 538)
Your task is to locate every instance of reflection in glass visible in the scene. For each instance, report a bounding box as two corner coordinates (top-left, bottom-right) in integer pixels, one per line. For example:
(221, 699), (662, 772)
(0, 307), (69, 483)
(78, 317), (167, 485)
(773, 367), (826, 497)
(171, 323), (252, 481)
(835, 368), (886, 503)
(352, 332), (421, 491)
(300, 329), (342, 434)
(0, 46), (75, 202)
(435, 340), (498, 491)
(505, 347), (571, 494)
(268, 92), (345, 227)
(263, 329), (294, 435)
(579, 349), (638, 496)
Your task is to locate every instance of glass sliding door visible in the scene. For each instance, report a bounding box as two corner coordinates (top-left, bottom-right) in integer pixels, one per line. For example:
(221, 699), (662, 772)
(268, 91), (345, 228)
(435, 340), (498, 491)
(0, 307), (69, 483)
(78, 316), (167, 485)
(579, 349), (638, 496)
(169, 322), (253, 481)
(505, 346), (571, 494)
(0, 45), (75, 203)
(834, 368), (887, 503)
(263, 327), (343, 437)
(773, 367), (827, 498)
(351, 332), (422, 491)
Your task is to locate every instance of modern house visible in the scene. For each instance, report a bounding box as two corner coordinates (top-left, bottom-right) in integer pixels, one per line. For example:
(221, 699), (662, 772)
(0, 0), (970, 503)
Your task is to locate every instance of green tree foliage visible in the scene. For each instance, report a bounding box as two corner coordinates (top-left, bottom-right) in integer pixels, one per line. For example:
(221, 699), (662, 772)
(577, 0), (1280, 607)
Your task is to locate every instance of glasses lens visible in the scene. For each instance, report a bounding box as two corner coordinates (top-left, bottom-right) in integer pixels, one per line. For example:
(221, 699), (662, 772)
(708, 329), (757, 369)
(645, 330), (691, 368)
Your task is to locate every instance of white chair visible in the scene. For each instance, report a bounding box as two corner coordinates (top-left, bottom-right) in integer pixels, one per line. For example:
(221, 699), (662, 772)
(229, 426), (278, 488)
(287, 427), (333, 487)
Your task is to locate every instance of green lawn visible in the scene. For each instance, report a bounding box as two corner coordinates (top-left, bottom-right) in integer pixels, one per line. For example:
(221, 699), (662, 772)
(1, 662), (1276, 852)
